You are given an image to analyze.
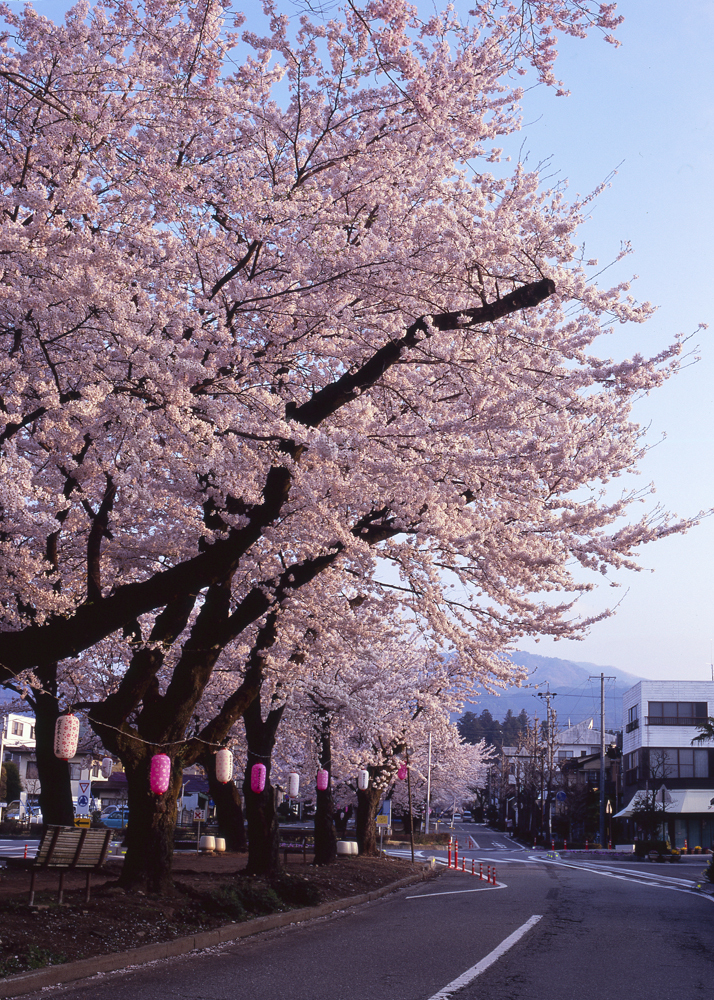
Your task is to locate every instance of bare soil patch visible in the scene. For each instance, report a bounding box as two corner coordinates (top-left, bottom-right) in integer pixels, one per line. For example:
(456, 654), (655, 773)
(0, 852), (429, 978)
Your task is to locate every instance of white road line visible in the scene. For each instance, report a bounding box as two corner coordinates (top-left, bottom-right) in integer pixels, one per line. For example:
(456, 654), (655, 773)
(406, 883), (507, 898)
(537, 857), (714, 900)
(425, 915), (543, 1000)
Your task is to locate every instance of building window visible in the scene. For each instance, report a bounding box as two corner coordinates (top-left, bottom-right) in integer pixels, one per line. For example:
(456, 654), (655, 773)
(557, 751), (573, 761)
(69, 763), (82, 780)
(644, 748), (709, 779)
(11, 720), (23, 737)
(647, 702), (708, 726)
(626, 705), (639, 732)
(26, 761), (39, 780)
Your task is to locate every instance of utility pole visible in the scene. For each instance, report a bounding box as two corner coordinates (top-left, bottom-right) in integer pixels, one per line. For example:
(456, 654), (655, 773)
(424, 732), (432, 836)
(590, 672), (616, 847)
(536, 688), (557, 842)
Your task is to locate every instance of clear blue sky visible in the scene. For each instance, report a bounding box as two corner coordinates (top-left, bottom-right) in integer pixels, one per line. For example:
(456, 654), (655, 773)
(9, 0), (713, 681)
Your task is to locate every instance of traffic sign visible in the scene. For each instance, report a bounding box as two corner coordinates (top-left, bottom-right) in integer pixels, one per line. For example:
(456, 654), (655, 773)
(76, 782), (91, 816)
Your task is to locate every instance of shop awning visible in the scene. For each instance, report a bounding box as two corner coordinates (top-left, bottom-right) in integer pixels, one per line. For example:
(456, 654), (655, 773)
(615, 788), (714, 818)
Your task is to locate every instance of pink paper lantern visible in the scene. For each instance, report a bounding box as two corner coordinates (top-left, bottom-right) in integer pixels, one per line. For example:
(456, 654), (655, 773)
(251, 763), (266, 793)
(397, 763), (407, 781)
(53, 713), (80, 760)
(215, 748), (233, 784)
(316, 769), (329, 791)
(288, 772), (300, 798)
(150, 753), (171, 795)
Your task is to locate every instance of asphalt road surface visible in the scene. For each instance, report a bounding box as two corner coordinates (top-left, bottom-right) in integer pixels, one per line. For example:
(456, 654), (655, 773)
(20, 829), (714, 1000)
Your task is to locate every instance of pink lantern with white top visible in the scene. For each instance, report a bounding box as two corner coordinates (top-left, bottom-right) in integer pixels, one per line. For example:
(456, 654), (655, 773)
(316, 769), (329, 791)
(251, 763), (266, 793)
(215, 748), (233, 784)
(150, 753), (171, 795)
(53, 713), (80, 760)
(397, 764), (407, 781)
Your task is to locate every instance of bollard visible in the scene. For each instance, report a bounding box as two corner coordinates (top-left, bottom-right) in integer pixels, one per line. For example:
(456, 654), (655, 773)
(684, 839), (688, 854)
(454, 840), (458, 868)
(471, 859), (475, 876)
(448, 839), (452, 868)
(585, 839), (589, 851)
(563, 839), (567, 852)
(24, 843), (27, 859)
(551, 838), (555, 850)
(492, 867), (497, 885)
(479, 861), (483, 880)
(608, 839), (612, 850)
(461, 857), (465, 871)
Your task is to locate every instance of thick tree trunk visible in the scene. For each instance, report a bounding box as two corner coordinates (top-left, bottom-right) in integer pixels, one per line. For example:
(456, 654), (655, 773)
(242, 695), (284, 876)
(356, 784), (381, 856)
(314, 784), (337, 864)
(31, 669), (75, 827)
(202, 752), (246, 851)
(313, 716), (336, 865)
(118, 753), (182, 894)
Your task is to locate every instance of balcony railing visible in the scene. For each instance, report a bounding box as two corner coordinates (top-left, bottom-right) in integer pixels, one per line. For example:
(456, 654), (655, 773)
(626, 719), (639, 732)
(645, 716), (704, 727)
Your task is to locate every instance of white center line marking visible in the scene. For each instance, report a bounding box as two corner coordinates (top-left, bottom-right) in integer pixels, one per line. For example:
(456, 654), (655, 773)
(425, 915), (543, 1000)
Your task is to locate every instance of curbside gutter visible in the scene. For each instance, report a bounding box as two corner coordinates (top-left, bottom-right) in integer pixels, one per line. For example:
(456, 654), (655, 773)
(0, 868), (437, 998)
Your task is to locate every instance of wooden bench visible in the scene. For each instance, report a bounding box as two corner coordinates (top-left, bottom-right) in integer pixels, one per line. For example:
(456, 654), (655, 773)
(281, 832), (313, 863)
(6, 825), (112, 904)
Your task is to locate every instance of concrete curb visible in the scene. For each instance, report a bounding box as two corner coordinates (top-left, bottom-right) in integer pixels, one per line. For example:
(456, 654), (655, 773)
(0, 869), (435, 998)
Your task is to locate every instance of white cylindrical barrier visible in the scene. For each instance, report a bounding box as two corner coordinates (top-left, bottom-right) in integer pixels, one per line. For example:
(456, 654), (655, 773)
(336, 841), (351, 855)
(199, 835), (216, 853)
(214, 838), (226, 853)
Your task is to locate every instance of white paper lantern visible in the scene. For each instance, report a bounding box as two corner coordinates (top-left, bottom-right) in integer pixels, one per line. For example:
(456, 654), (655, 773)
(316, 769), (329, 791)
(358, 769), (369, 790)
(101, 757), (114, 779)
(150, 753), (171, 795)
(54, 714), (80, 760)
(288, 772), (300, 798)
(215, 748), (233, 784)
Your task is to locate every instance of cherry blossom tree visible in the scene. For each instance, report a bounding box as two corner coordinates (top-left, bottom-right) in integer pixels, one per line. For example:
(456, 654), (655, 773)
(0, 0), (694, 891)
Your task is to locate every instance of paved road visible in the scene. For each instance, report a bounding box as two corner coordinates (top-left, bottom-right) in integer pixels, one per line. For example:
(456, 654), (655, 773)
(29, 829), (714, 1000)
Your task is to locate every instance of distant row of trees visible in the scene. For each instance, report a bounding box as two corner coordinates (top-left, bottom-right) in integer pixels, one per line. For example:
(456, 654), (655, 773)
(458, 709), (531, 749)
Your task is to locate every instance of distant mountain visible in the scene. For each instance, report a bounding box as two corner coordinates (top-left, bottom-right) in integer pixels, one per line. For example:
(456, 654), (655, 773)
(460, 651), (642, 731)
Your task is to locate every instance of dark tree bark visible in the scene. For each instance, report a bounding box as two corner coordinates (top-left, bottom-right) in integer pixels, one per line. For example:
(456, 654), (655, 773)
(313, 715), (336, 865)
(241, 693), (284, 876)
(118, 752), (183, 894)
(356, 781), (382, 856)
(29, 664), (75, 827)
(202, 750), (246, 851)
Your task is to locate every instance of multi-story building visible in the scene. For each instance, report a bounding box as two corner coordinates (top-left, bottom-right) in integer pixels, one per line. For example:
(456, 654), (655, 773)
(620, 680), (714, 848)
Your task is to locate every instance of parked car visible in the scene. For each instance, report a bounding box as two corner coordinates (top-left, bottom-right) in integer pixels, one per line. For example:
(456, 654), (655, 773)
(462, 811), (473, 822)
(99, 807), (130, 829)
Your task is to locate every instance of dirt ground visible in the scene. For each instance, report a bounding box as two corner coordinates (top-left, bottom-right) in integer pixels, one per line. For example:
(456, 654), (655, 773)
(0, 851), (429, 978)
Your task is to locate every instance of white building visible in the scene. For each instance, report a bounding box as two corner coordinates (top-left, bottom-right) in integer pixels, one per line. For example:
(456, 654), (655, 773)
(619, 680), (714, 849)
